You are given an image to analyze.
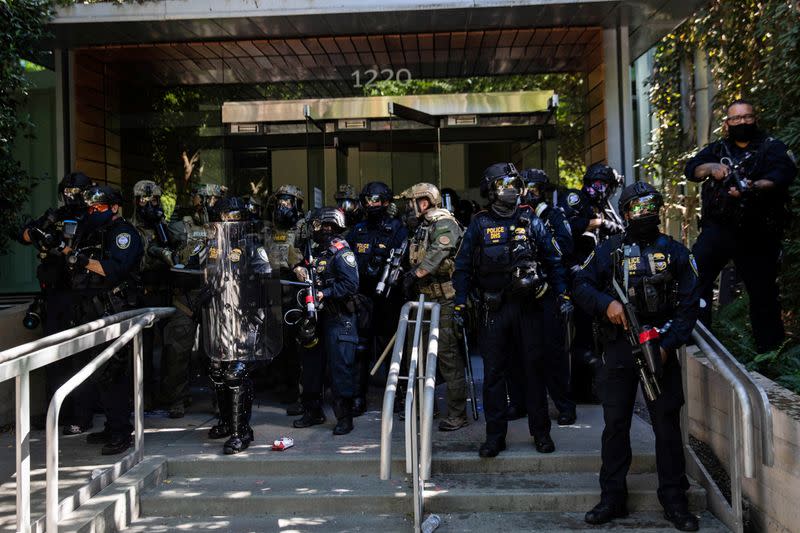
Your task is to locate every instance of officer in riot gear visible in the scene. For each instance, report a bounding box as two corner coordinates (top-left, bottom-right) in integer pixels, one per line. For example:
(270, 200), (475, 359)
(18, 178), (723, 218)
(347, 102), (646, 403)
(347, 182), (407, 415)
(454, 163), (569, 458)
(292, 207), (360, 435)
(398, 183), (467, 431)
(132, 180), (195, 418)
(573, 182), (700, 531)
(685, 99), (797, 353)
(18, 171), (95, 433)
(263, 184), (306, 413)
(335, 184), (363, 228)
(202, 197), (283, 454)
(558, 163), (625, 403)
(64, 185), (144, 454)
(510, 168), (577, 425)
(173, 183), (227, 224)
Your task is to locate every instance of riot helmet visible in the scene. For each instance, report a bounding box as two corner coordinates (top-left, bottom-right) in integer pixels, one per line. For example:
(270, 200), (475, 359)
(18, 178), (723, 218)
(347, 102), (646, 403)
(359, 181), (393, 221)
(618, 181), (663, 241)
(133, 180), (165, 225)
(582, 164), (622, 204)
(520, 168), (551, 206)
(397, 182), (442, 219)
(83, 185), (122, 229)
(480, 162), (523, 208)
(215, 196), (251, 222)
(335, 184), (361, 226)
(191, 183), (227, 223)
(270, 184), (304, 227)
(58, 172), (94, 208)
(310, 207), (346, 244)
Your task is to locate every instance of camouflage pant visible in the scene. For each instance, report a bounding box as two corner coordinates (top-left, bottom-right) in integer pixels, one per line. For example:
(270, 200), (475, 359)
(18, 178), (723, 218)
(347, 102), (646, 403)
(410, 296), (466, 419)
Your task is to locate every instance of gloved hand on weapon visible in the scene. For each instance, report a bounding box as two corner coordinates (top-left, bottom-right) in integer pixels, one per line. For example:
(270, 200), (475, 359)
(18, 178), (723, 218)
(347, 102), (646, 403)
(558, 293), (574, 316)
(67, 252), (90, 270)
(453, 304), (465, 329)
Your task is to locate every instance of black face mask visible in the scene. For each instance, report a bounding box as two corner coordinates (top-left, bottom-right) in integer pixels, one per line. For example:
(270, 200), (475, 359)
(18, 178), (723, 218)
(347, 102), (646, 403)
(728, 123), (759, 143)
(626, 216), (660, 243)
(85, 209), (114, 231)
(312, 229), (334, 245)
(274, 205), (299, 228)
(365, 204), (385, 222)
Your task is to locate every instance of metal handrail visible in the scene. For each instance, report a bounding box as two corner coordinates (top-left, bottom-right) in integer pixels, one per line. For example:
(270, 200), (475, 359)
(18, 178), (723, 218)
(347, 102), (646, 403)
(378, 296), (440, 533)
(683, 321), (775, 533)
(0, 307), (175, 533)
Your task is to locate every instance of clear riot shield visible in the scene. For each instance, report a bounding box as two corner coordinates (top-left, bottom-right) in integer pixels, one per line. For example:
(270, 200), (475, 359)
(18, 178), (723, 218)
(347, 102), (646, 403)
(202, 221), (283, 362)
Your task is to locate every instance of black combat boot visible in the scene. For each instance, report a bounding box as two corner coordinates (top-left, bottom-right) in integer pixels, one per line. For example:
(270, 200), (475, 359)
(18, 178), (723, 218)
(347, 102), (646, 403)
(293, 401), (326, 428)
(208, 382), (232, 439)
(333, 398), (354, 435)
(352, 396), (367, 417)
(223, 381), (254, 454)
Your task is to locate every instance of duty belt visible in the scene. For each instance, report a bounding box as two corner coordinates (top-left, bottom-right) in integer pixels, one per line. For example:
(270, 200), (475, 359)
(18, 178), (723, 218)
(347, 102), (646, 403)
(418, 280), (455, 299)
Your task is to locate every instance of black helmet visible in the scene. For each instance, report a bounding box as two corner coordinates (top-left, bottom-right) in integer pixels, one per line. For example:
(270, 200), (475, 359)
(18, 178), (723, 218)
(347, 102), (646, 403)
(479, 162), (520, 198)
(360, 181), (392, 220)
(618, 181), (663, 216)
(58, 172), (94, 206)
(583, 163), (622, 203)
(215, 196), (250, 222)
(312, 207), (347, 232)
(83, 185), (122, 207)
(521, 168), (551, 205)
(520, 168), (550, 186)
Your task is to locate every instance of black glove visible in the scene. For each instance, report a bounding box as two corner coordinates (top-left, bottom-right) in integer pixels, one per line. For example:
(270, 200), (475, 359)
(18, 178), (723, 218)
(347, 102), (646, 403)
(558, 293), (574, 316)
(453, 304), (465, 329)
(402, 270), (418, 298)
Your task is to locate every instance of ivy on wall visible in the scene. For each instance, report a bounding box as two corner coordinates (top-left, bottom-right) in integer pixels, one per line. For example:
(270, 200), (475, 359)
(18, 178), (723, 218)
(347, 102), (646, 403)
(642, 0), (800, 389)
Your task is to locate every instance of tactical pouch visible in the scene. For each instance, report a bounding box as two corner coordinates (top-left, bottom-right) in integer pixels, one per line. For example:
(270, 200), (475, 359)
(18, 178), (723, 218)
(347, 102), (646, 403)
(481, 290), (503, 312)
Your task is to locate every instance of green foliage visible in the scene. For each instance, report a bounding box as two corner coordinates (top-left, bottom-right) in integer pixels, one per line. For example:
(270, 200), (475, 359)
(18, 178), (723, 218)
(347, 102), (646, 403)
(364, 74), (587, 187)
(0, 0), (52, 254)
(647, 0), (800, 392)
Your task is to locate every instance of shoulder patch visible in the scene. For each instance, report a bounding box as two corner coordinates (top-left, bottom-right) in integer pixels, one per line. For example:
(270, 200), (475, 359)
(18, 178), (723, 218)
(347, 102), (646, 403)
(438, 234), (451, 245)
(689, 253), (699, 277)
(567, 192), (580, 207)
(343, 251), (357, 267)
(115, 232), (131, 250)
(580, 250), (595, 270)
(333, 240), (345, 250)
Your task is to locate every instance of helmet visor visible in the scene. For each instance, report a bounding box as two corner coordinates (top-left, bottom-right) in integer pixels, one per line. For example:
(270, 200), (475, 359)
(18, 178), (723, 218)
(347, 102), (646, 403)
(337, 199), (358, 213)
(524, 183), (543, 197)
(362, 194), (384, 205)
(491, 176), (524, 192)
(62, 187), (84, 204)
(626, 194), (661, 220)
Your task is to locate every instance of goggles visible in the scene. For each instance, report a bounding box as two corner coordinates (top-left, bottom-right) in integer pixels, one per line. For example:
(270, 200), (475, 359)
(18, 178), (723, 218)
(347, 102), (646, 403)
(87, 204), (110, 214)
(62, 187), (83, 202)
(491, 176), (524, 191)
(626, 194), (661, 219)
(137, 195), (161, 206)
(276, 195), (295, 208)
(362, 194), (385, 205)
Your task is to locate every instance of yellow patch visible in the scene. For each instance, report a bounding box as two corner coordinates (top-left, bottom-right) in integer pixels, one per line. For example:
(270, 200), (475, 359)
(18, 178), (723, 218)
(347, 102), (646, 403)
(356, 242), (370, 253)
(485, 226), (506, 243)
(229, 248), (242, 263)
(652, 252), (668, 272)
(274, 232), (287, 242)
(627, 256), (641, 273)
(209, 247), (218, 259)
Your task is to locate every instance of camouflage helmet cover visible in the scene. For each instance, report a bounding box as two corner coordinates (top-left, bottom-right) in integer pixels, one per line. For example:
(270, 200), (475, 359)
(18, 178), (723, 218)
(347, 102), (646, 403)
(334, 184), (357, 200)
(273, 184), (305, 202)
(133, 180), (162, 198)
(192, 183), (227, 198)
(397, 182), (442, 207)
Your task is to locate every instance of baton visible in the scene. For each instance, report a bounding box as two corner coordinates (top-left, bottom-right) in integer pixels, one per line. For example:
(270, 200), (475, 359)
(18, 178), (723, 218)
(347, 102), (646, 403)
(369, 332), (398, 376)
(460, 326), (479, 420)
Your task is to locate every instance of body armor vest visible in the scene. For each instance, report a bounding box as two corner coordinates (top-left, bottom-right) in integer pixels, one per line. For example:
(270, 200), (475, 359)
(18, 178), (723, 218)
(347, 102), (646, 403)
(613, 235), (678, 323)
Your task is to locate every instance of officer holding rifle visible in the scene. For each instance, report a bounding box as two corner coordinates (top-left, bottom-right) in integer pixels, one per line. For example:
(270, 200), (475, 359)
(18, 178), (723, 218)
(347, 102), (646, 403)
(573, 182), (700, 531)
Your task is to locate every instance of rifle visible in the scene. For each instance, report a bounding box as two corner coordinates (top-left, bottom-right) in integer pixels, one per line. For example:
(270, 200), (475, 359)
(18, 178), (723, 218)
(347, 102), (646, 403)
(459, 323), (479, 420)
(720, 152), (754, 195)
(292, 239), (320, 348)
(375, 240), (408, 298)
(611, 276), (662, 402)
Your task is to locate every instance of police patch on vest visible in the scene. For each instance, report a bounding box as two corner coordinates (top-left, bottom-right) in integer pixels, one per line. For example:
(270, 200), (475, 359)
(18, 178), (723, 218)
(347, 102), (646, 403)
(356, 242), (370, 253)
(229, 248), (242, 263)
(580, 250), (595, 269)
(652, 252), (668, 272)
(274, 232), (287, 242)
(257, 246), (269, 263)
(689, 254), (699, 277)
(567, 192), (580, 206)
(485, 226), (506, 243)
(209, 247), (218, 259)
(343, 251), (357, 267)
(115, 232), (131, 250)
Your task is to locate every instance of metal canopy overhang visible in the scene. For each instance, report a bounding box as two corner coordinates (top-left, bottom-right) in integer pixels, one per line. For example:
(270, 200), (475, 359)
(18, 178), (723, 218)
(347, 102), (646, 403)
(222, 90), (555, 124)
(50, 0), (709, 61)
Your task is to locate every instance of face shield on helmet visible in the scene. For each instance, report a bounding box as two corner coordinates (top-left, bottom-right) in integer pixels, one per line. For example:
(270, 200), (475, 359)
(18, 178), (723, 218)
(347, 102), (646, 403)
(524, 182), (544, 205)
(491, 175), (524, 207)
(625, 194), (661, 221)
(585, 179), (611, 201)
(61, 187), (85, 207)
(336, 198), (358, 213)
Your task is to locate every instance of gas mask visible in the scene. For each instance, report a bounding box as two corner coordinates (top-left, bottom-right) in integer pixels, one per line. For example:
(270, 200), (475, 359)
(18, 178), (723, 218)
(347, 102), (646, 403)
(136, 197), (165, 225)
(274, 195), (299, 227)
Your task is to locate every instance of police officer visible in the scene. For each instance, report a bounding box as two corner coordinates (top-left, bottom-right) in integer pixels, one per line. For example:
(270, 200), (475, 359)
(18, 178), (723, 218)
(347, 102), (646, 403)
(347, 182), (407, 415)
(203, 197), (282, 454)
(574, 182), (700, 531)
(509, 168), (577, 426)
(19, 171), (95, 434)
(335, 184), (363, 228)
(453, 163), (569, 457)
(292, 207), (360, 435)
(263, 184), (305, 413)
(398, 183), (467, 431)
(685, 99), (797, 353)
(173, 183), (227, 224)
(559, 164), (625, 402)
(64, 185), (144, 455)
(132, 180), (196, 418)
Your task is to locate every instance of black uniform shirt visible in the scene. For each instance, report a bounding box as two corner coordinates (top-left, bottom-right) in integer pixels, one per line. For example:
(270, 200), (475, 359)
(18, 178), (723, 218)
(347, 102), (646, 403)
(314, 237), (360, 302)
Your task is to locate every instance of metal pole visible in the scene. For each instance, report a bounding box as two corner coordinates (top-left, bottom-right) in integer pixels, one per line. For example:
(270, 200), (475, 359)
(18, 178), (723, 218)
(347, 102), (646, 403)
(380, 303), (412, 480)
(730, 396), (743, 533)
(15, 372), (31, 533)
(133, 330), (144, 458)
(420, 304), (440, 481)
(412, 385), (422, 533)
(405, 296), (426, 474)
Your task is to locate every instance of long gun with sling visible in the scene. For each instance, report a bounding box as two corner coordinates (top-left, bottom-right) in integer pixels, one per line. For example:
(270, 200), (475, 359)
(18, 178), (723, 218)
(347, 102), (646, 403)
(375, 240), (408, 298)
(459, 323), (479, 420)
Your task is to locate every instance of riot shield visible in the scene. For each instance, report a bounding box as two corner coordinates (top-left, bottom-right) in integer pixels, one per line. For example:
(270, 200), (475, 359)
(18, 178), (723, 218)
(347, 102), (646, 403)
(202, 221), (283, 362)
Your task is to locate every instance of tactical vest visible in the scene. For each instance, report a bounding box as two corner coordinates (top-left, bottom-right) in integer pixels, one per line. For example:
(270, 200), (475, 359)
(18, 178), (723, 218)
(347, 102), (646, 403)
(472, 210), (540, 291)
(265, 222), (301, 272)
(351, 219), (398, 278)
(409, 209), (459, 278)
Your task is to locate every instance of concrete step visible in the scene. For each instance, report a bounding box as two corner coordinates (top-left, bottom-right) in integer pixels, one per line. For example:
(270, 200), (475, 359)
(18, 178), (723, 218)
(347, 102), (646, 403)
(424, 472), (707, 513)
(165, 450), (657, 478)
(124, 511), (729, 533)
